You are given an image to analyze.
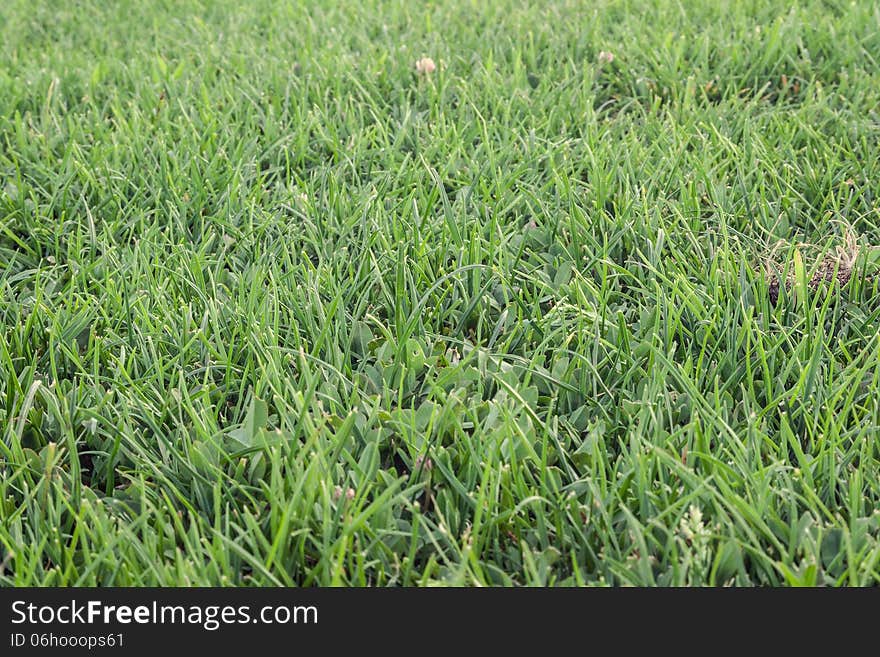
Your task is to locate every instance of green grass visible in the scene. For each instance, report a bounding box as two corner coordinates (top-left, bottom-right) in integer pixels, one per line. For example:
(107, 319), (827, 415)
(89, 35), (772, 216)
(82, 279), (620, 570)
(1, 0), (879, 586)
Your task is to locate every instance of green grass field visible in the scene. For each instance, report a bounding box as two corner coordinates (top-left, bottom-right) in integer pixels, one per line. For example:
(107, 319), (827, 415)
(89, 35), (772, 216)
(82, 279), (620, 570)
(2, 0), (879, 586)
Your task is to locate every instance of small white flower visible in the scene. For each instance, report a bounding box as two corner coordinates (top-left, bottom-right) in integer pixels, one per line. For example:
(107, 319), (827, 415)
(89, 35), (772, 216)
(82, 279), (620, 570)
(415, 57), (436, 75)
(333, 486), (356, 501)
(598, 51), (615, 64)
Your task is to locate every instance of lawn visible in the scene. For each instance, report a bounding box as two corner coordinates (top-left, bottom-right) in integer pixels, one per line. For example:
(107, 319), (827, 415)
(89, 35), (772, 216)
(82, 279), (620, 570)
(1, 0), (879, 586)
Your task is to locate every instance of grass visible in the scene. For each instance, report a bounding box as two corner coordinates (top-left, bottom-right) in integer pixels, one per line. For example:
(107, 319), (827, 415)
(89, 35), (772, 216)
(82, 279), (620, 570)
(1, 0), (879, 586)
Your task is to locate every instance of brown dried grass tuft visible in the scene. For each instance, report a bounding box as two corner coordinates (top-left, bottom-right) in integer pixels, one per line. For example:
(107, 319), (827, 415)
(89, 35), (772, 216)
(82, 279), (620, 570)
(764, 231), (874, 306)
